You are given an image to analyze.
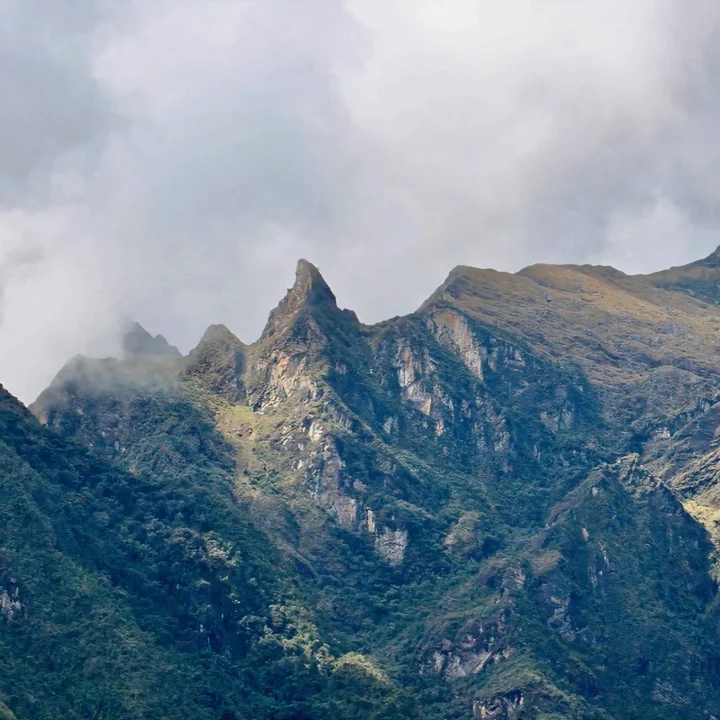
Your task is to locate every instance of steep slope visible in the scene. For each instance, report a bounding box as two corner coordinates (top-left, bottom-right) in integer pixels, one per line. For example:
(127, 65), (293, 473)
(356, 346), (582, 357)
(429, 252), (720, 429)
(20, 252), (720, 718)
(1, 381), (418, 719)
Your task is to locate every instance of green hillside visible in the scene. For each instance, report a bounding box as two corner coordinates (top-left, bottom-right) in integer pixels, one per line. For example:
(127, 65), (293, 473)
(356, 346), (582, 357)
(3, 253), (720, 718)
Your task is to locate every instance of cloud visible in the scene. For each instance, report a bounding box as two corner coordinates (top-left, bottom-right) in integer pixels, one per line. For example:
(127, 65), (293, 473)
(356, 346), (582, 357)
(1, 0), (720, 402)
(0, 0), (113, 205)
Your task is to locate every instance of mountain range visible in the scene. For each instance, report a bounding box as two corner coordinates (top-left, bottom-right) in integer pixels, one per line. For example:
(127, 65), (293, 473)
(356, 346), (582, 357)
(4, 250), (720, 718)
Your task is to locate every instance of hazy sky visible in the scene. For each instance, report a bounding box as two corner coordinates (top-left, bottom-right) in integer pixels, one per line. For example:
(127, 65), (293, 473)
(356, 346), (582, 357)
(2, 0), (720, 402)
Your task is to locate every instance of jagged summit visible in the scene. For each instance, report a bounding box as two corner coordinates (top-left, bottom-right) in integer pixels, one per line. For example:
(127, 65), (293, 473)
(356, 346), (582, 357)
(193, 323), (244, 350)
(184, 324), (246, 401)
(291, 259), (337, 307)
(259, 259), (350, 340)
(122, 321), (181, 358)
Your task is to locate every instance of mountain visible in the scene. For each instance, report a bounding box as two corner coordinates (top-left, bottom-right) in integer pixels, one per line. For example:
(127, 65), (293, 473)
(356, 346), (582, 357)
(122, 321), (182, 358)
(4, 251), (720, 718)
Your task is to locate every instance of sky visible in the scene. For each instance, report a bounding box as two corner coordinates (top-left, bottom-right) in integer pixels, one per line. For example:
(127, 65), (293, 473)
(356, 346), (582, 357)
(2, 0), (720, 403)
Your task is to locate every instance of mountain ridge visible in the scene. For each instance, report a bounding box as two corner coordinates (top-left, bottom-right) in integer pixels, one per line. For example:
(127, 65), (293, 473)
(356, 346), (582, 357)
(8, 248), (720, 718)
(89, 246), (720, 377)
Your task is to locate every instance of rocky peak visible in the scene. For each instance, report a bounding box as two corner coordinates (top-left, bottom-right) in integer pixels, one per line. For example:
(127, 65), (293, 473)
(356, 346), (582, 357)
(122, 321), (181, 358)
(193, 324), (244, 352)
(260, 259), (355, 341)
(184, 324), (246, 401)
(244, 260), (366, 411)
(273, 260), (337, 319)
(293, 259), (337, 307)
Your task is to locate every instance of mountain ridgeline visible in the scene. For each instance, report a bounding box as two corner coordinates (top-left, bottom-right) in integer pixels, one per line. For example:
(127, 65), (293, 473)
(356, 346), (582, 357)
(4, 252), (720, 718)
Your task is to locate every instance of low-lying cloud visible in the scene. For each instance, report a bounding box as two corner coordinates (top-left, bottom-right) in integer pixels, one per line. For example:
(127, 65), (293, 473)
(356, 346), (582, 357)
(2, 0), (720, 402)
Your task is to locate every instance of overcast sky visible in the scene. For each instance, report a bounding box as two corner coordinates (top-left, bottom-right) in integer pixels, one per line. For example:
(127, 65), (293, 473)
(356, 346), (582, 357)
(2, 0), (720, 402)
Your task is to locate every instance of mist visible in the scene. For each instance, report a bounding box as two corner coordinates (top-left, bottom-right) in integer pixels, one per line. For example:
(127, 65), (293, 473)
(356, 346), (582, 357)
(2, 0), (720, 403)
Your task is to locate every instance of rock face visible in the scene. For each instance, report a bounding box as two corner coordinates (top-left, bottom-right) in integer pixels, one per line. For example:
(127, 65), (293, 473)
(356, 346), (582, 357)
(374, 527), (408, 565)
(9, 251), (720, 718)
(473, 690), (524, 720)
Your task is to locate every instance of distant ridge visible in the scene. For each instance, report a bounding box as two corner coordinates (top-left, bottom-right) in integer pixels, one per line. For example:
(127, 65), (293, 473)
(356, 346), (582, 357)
(122, 320), (181, 358)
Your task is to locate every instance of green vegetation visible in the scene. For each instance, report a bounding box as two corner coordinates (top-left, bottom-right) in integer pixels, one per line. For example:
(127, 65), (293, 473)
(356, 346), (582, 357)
(5, 253), (720, 718)
(0, 385), (418, 719)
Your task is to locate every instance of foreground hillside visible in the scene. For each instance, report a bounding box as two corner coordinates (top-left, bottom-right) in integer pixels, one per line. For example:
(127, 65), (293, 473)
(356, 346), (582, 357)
(4, 252), (720, 718)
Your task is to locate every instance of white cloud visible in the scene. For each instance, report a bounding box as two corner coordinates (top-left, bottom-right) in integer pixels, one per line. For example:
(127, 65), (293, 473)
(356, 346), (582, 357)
(2, 0), (720, 401)
(595, 196), (717, 273)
